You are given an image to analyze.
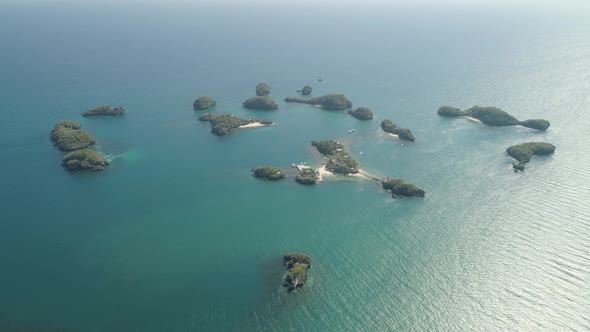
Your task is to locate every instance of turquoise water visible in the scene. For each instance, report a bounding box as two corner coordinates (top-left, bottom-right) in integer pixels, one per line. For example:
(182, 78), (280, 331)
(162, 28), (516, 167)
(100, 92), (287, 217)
(1, 2), (589, 331)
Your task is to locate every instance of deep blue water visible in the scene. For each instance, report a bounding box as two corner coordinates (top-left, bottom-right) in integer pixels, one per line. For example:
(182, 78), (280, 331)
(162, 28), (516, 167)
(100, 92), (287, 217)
(0, 2), (589, 331)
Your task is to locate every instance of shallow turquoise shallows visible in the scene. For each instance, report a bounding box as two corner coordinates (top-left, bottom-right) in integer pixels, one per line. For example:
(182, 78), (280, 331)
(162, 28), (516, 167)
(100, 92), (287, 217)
(0, 2), (589, 331)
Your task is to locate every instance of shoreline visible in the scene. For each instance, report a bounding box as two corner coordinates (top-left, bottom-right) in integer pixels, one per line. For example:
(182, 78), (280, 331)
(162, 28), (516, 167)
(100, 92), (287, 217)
(238, 122), (268, 129)
(387, 133), (400, 139)
(465, 116), (482, 123)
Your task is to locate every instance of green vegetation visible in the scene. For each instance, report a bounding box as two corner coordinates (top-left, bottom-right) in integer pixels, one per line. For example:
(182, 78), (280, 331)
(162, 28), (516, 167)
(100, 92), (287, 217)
(256, 83), (271, 96)
(193, 96), (216, 110)
(311, 140), (358, 175)
(437, 106), (465, 117)
(506, 142), (556, 171)
(83, 105), (125, 117)
(285, 94), (352, 110)
(382, 178), (425, 198)
(252, 166), (285, 181)
(295, 168), (319, 185)
(381, 119), (415, 141)
(348, 107), (374, 120)
(62, 149), (109, 171)
(50, 121), (96, 151)
(283, 253), (312, 292)
(243, 96), (279, 110)
(301, 85), (312, 96)
(519, 119), (550, 131)
(199, 113), (273, 136)
(438, 105), (551, 131)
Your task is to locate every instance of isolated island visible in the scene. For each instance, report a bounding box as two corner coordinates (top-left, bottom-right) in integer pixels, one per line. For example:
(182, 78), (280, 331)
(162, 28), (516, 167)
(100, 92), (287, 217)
(283, 253), (312, 292)
(311, 140), (359, 175)
(506, 142), (556, 171)
(382, 178), (425, 197)
(256, 83), (271, 96)
(285, 94), (352, 110)
(252, 166), (285, 181)
(63, 149), (109, 171)
(50, 121), (96, 151)
(199, 113), (273, 136)
(243, 96), (279, 110)
(301, 85), (312, 96)
(83, 105), (125, 117)
(381, 119), (415, 141)
(193, 96), (216, 110)
(348, 107), (374, 120)
(437, 105), (550, 131)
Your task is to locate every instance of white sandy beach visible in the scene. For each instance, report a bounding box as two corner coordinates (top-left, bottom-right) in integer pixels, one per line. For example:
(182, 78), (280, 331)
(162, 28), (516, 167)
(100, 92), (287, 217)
(238, 122), (267, 129)
(465, 116), (482, 123)
(388, 133), (400, 139)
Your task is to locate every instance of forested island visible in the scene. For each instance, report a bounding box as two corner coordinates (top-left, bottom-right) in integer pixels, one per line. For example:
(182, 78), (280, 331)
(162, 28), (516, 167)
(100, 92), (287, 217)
(283, 253), (312, 292)
(285, 94), (352, 110)
(243, 96), (279, 110)
(193, 96), (216, 110)
(63, 149), (109, 171)
(256, 83), (271, 96)
(311, 140), (359, 174)
(199, 113), (273, 136)
(252, 166), (285, 181)
(295, 168), (319, 185)
(437, 105), (550, 130)
(382, 178), (425, 197)
(348, 107), (374, 120)
(83, 105), (125, 117)
(301, 85), (312, 96)
(506, 142), (556, 171)
(50, 121), (96, 151)
(381, 119), (415, 141)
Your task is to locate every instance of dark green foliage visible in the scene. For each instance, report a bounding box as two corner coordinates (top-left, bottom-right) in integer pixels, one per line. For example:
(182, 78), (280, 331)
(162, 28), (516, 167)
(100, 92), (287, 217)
(199, 113), (272, 136)
(83, 105), (124, 116)
(259, 119), (274, 125)
(283, 253), (312, 292)
(295, 168), (319, 185)
(256, 83), (271, 96)
(193, 96), (216, 110)
(437, 106), (465, 117)
(506, 142), (556, 170)
(519, 119), (550, 131)
(243, 96), (279, 110)
(465, 106), (520, 126)
(62, 149), (108, 171)
(381, 119), (415, 141)
(311, 140), (344, 156)
(284, 94), (352, 110)
(326, 152), (359, 175)
(382, 178), (425, 197)
(252, 166), (285, 181)
(348, 107), (373, 120)
(50, 121), (96, 151)
(301, 85), (312, 95)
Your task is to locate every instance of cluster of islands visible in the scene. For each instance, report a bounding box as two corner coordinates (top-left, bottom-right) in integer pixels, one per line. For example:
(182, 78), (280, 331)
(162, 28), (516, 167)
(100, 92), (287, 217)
(50, 105), (125, 171)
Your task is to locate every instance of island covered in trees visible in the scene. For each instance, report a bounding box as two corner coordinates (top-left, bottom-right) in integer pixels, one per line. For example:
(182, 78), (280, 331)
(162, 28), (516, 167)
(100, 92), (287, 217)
(63, 149), (109, 171)
(83, 105), (125, 117)
(295, 168), (319, 185)
(285, 94), (352, 110)
(381, 119), (415, 141)
(256, 83), (271, 96)
(193, 96), (216, 110)
(311, 140), (359, 175)
(252, 166), (285, 181)
(438, 105), (550, 131)
(506, 142), (556, 171)
(50, 121), (96, 151)
(382, 178), (425, 197)
(283, 253), (312, 292)
(199, 113), (273, 136)
(348, 107), (374, 120)
(243, 96), (279, 110)
(301, 85), (312, 95)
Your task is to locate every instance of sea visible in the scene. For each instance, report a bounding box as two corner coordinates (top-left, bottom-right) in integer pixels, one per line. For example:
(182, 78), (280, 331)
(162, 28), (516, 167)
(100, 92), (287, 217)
(0, 1), (589, 331)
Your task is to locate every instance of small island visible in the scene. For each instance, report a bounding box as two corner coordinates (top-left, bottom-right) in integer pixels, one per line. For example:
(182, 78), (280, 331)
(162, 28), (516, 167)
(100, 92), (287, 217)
(295, 168), (319, 185)
(283, 253), (312, 292)
(381, 119), (415, 141)
(437, 105), (550, 131)
(311, 140), (359, 175)
(62, 149), (109, 171)
(256, 83), (271, 96)
(348, 107), (374, 120)
(83, 105), (125, 117)
(506, 142), (556, 171)
(382, 178), (425, 198)
(285, 94), (352, 110)
(252, 166), (285, 181)
(301, 85), (312, 96)
(50, 120), (96, 151)
(243, 96), (279, 110)
(193, 96), (216, 110)
(199, 113), (273, 136)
